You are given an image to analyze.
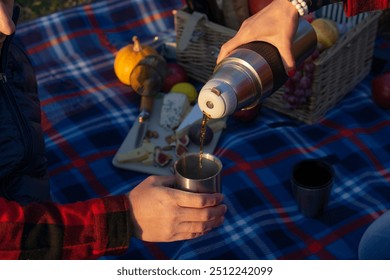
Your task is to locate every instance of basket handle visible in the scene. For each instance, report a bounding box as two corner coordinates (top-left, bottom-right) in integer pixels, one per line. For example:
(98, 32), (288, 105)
(177, 11), (207, 51)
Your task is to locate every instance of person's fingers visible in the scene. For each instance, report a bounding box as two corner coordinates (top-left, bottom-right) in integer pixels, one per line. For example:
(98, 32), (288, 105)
(178, 216), (225, 234)
(217, 35), (296, 74)
(178, 204), (227, 222)
(216, 22), (252, 64)
(219, 40), (296, 75)
(216, 32), (251, 65)
(217, 39), (234, 65)
(171, 189), (225, 208)
(169, 232), (207, 241)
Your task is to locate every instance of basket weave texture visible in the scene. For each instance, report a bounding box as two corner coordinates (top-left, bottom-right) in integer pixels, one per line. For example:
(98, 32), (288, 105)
(175, 4), (382, 124)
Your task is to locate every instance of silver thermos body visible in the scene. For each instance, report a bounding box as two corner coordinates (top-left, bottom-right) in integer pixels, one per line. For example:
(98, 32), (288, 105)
(198, 18), (317, 119)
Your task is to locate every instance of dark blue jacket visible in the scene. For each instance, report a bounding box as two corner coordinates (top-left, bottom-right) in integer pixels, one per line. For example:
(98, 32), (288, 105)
(0, 7), (50, 205)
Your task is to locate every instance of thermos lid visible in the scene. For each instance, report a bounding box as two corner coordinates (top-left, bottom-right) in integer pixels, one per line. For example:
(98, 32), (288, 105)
(198, 80), (237, 119)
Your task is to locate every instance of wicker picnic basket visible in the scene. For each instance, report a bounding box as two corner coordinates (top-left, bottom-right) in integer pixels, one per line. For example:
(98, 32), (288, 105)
(174, 4), (383, 124)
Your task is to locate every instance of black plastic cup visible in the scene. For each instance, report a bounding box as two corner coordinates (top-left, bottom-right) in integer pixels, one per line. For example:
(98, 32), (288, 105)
(291, 159), (334, 218)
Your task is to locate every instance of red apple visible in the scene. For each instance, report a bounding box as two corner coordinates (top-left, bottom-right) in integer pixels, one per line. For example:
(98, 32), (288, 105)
(248, 0), (272, 15)
(233, 103), (261, 122)
(372, 72), (390, 109)
(161, 63), (188, 92)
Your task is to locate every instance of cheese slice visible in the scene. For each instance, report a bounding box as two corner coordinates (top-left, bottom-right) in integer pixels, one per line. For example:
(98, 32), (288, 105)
(142, 141), (156, 153)
(160, 93), (190, 130)
(116, 146), (149, 163)
(116, 141), (156, 163)
(141, 153), (155, 166)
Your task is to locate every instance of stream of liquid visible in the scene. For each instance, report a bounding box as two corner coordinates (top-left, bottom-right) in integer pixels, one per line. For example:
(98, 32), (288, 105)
(199, 113), (210, 169)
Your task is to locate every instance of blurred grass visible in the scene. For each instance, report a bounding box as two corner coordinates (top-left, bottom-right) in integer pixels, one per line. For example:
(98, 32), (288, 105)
(16, 0), (95, 22)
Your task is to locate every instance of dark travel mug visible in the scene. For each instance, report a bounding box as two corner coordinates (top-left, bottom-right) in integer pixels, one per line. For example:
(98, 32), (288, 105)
(174, 152), (222, 193)
(291, 159), (334, 218)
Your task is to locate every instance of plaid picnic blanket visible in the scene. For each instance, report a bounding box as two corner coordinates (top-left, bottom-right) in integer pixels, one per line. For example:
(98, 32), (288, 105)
(16, 0), (390, 260)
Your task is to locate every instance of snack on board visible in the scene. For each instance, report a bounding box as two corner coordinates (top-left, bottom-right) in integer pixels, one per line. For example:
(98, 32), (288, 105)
(116, 141), (156, 163)
(160, 92), (191, 130)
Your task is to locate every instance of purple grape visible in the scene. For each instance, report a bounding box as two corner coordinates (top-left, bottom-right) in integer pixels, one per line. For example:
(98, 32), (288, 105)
(311, 49), (320, 60)
(303, 62), (315, 73)
(283, 93), (291, 102)
(282, 50), (319, 109)
(305, 72), (314, 81)
(291, 71), (303, 82)
(298, 76), (312, 89)
(294, 88), (305, 97)
(287, 95), (298, 105)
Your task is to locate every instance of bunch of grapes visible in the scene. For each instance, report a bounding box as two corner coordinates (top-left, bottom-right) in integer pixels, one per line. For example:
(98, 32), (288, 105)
(283, 49), (320, 109)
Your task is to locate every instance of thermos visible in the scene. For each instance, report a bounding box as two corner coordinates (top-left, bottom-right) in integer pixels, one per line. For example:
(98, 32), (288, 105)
(197, 17), (317, 119)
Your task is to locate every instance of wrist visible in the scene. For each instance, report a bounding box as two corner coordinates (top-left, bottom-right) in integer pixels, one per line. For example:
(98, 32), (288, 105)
(274, 0), (301, 18)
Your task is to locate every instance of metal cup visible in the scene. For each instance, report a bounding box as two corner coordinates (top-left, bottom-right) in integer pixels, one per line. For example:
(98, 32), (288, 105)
(174, 152), (222, 193)
(291, 159), (334, 218)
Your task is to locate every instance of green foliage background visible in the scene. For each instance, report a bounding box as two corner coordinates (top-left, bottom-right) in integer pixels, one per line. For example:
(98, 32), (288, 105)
(16, 0), (95, 22)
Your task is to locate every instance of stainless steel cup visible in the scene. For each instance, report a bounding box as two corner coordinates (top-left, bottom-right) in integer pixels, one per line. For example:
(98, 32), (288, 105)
(291, 159), (334, 218)
(174, 152), (222, 193)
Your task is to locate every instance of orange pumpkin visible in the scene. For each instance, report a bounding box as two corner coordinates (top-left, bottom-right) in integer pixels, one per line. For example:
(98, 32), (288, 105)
(114, 36), (158, 86)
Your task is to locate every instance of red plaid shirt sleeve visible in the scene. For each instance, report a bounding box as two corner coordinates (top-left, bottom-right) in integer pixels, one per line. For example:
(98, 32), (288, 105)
(0, 195), (131, 259)
(344, 0), (389, 16)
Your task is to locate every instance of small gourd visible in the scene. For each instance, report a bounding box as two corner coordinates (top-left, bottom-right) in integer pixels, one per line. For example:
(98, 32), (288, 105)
(114, 36), (158, 86)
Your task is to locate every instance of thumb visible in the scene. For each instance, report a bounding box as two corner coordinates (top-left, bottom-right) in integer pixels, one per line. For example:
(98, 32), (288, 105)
(216, 45), (230, 65)
(216, 38), (239, 65)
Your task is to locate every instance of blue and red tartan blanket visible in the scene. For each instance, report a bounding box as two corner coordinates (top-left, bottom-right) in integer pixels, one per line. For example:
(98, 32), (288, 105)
(16, 0), (390, 259)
